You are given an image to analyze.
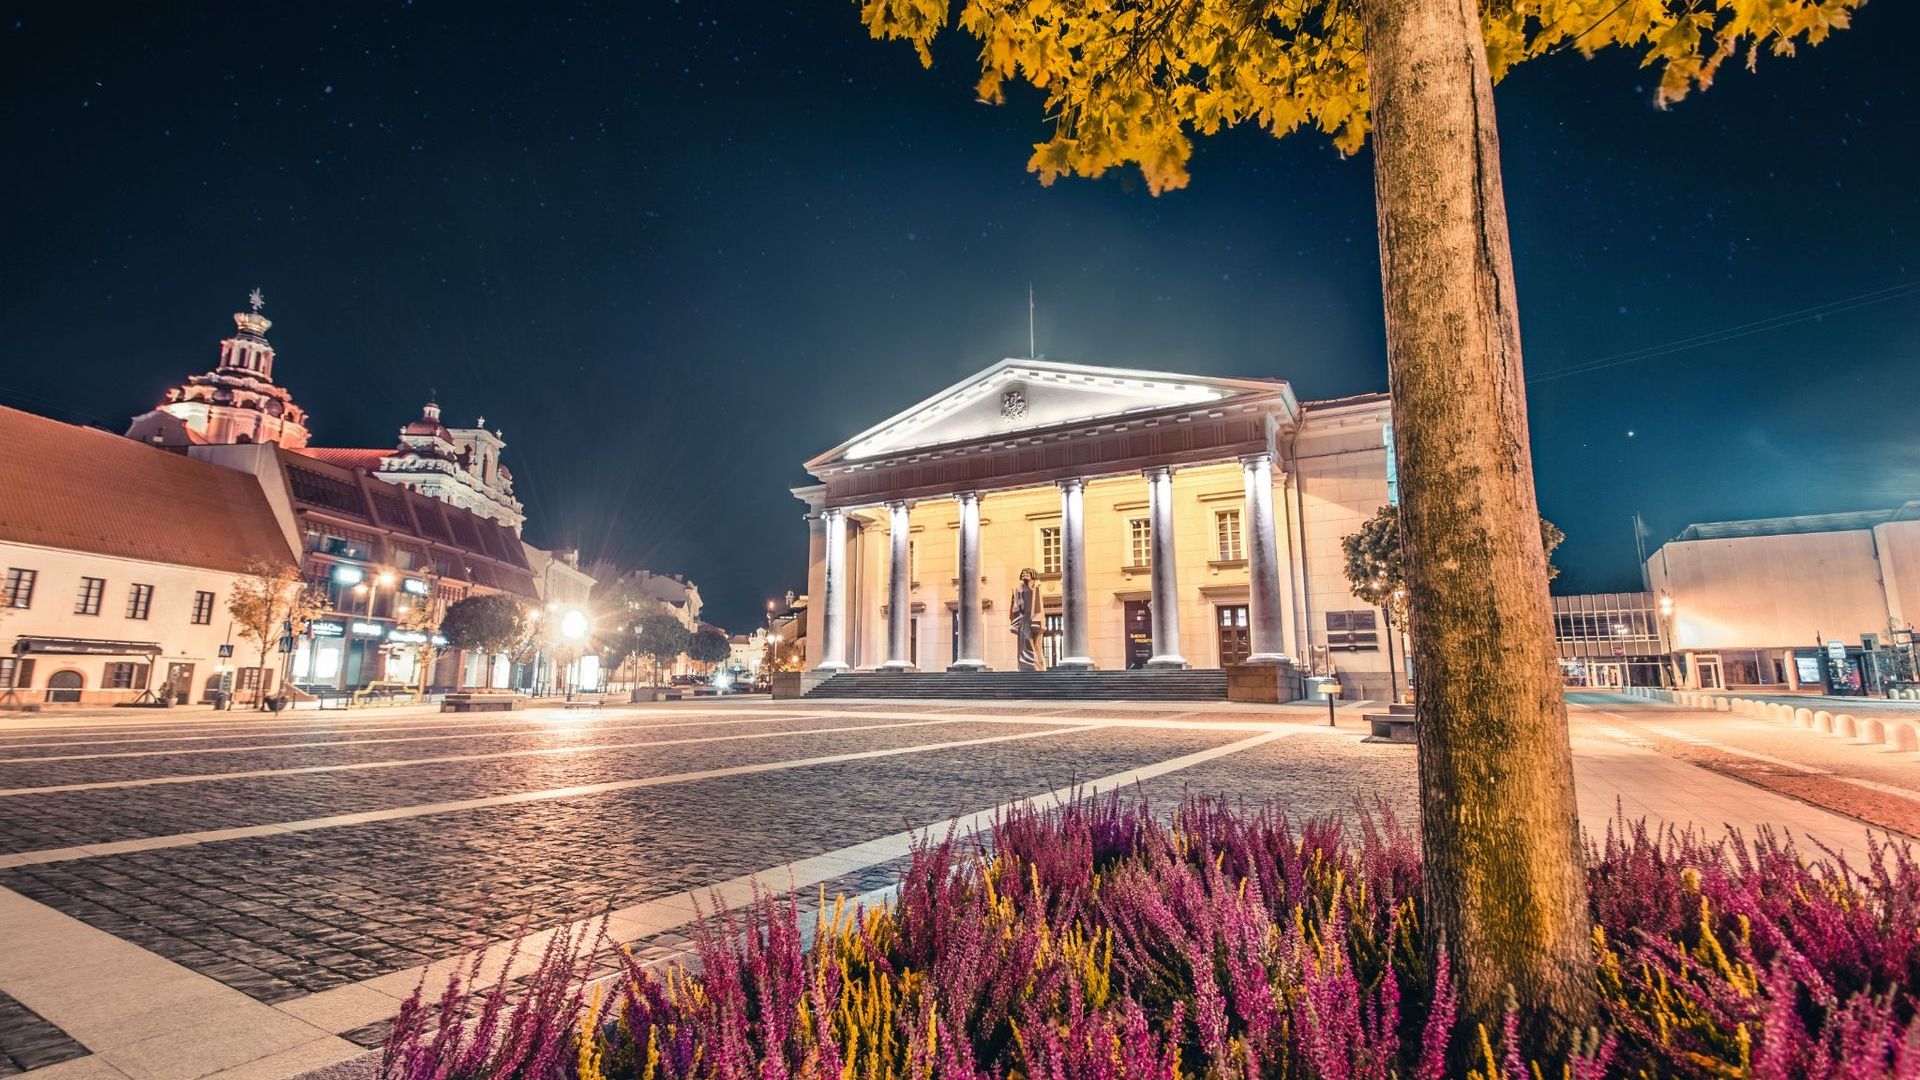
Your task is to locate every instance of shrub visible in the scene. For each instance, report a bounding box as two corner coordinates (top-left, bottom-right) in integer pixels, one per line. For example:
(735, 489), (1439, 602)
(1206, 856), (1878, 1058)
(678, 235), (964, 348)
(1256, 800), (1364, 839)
(383, 796), (1919, 1079)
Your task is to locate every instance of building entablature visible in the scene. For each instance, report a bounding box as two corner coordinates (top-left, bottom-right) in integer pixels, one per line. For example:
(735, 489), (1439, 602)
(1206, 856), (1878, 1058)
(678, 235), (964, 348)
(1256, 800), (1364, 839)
(803, 359), (1299, 510)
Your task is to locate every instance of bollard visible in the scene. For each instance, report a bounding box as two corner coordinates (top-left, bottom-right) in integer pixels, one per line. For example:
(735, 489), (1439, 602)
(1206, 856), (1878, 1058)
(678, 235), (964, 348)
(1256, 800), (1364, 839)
(1795, 707), (1814, 727)
(1892, 721), (1920, 753)
(1813, 710), (1833, 733)
(1836, 714), (1858, 738)
(1861, 717), (1887, 744)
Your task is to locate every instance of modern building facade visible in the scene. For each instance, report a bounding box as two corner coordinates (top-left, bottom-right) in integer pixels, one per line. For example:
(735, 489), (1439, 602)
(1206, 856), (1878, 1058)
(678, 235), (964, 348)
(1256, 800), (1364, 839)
(792, 359), (1400, 697)
(1, 406), (299, 706)
(1552, 591), (1670, 688)
(1646, 503), (1920, 693)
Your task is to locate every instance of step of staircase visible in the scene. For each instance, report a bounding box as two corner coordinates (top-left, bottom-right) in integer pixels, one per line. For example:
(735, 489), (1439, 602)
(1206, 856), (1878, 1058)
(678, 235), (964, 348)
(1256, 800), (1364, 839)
(803, 669), (1230, 702)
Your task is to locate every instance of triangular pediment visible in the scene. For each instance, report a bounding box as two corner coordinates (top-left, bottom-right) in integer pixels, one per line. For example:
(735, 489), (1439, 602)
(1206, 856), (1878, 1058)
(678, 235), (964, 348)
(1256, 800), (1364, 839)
(816, 359), (1290, 466)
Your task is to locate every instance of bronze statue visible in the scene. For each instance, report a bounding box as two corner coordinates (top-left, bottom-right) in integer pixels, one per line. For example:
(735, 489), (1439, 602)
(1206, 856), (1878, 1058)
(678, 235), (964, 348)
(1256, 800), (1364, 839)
(1010, 567), (1043, 671)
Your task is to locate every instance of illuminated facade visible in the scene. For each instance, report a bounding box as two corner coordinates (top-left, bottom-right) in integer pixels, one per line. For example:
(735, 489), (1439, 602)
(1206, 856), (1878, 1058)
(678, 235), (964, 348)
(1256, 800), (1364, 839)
(126, 291), (312, 450)
(793, 359), (1402, 697)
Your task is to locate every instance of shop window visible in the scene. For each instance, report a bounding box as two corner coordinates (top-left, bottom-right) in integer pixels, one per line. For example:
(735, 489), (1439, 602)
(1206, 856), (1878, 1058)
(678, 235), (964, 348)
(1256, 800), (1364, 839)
(1215, 509), (1244, 562)
(75, 577), (105, 616)
(192, 590), (216, 625)
(104, 662), (149, 690)
(126, 583), (154, 620)
(4, 568), (35, 609)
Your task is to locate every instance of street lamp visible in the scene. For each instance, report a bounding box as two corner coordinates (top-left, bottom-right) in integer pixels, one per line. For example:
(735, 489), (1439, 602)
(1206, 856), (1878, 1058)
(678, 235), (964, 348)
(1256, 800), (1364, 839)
(1656, 591), (1676, 687)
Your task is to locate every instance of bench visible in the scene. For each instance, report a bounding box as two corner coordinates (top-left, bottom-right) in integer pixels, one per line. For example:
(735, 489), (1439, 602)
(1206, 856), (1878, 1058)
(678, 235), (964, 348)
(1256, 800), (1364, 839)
(353, 681), (416, 707)
(1364, 703), (1417, 744)
(441, 692), (524, 713)
(561, 694), (608, 710)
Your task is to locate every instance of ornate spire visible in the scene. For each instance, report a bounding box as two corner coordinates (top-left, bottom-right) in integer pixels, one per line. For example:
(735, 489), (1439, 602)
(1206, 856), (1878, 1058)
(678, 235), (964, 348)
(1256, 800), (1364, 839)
(248, 287), (265, 313)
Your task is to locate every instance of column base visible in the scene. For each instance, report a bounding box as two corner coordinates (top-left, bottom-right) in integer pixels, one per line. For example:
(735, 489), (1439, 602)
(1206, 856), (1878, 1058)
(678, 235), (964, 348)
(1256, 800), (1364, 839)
(1146, 656), (1190, 670)
(877, 661), (916, 672)
(1243, 653), (1293, 665)
(1051, 658), (1096, 672)
(947, 660), (989, 672)
(813, 662), (850, 673)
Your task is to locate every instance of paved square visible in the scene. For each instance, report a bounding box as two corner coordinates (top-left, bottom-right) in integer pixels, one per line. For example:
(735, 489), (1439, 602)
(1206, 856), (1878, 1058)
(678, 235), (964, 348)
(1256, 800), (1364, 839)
(0, 694), (1908, 1080)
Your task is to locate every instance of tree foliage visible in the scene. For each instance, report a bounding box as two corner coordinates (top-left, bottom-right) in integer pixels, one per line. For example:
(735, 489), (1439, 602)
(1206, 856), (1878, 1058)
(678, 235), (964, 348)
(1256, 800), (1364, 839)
(633, 605), (693, 686)
(687, 626), (733, 670)
(1341, 504), (1564, 627)
(439, 593), (531, 657)
(858, 0), (1861, 195)
(227, 561), (324, 703)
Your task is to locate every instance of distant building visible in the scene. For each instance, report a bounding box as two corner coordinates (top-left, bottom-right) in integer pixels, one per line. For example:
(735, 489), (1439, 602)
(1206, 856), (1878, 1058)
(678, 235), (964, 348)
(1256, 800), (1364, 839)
(2, 405), (298, 706)
(1645, 502), (1920, 693)
(189, 441), (540, 694)
(127, 291), (311, 450)
(525, 546), (600, 693)
(1551, 591), (1670, 688)
(300, 400), (526, 533)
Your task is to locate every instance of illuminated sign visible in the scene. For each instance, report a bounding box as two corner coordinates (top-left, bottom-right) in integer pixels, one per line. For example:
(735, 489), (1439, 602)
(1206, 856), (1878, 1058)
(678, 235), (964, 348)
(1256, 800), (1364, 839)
(331, 565), (365, 586)
(386, 629), (429, 645)
(401, 578), (429, 596)
(431, 633), (449, 647)
(351, 621), (384, 637)
(309, 621), (346, 638)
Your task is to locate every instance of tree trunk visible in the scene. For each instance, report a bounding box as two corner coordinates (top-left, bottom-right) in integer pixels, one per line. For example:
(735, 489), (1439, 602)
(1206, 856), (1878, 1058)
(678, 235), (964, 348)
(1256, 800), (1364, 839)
(1358, 0), (1597, 1045)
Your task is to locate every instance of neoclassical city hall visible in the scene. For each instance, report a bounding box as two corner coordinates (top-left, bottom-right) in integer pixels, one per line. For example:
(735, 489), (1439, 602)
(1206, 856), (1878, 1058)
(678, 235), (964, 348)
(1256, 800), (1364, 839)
(792, 359), (1402, 697)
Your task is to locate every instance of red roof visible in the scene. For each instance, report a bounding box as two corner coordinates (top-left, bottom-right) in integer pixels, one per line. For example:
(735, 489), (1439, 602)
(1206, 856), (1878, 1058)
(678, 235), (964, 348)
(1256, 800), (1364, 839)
(294, 446), (393, 471)
(0, 405), (296, 574)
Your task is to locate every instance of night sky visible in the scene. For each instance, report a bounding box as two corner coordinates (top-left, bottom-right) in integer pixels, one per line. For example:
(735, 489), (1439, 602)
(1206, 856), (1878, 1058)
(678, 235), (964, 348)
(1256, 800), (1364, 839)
(2, 3), (1915, 631)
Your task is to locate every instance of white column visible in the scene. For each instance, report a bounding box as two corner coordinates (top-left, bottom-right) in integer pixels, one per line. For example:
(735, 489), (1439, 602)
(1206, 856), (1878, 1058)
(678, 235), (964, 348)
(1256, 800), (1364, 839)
(1144, 466), (1188, 669)
(1055, 478), (1093, 670)
(880, 501), (913, 671)
(949, 491), (987, 671)
(815, 507), (850, 672)
(1241, 453), (1288, 663)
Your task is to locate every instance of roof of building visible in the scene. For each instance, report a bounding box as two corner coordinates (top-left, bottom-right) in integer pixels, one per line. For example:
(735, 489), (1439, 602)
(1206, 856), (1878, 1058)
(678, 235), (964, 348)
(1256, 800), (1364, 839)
(294, 447), (393, 471)
(272, 447), (539, 598)
(0, 405), (296, 574)
(1669, 501), (1920, 543)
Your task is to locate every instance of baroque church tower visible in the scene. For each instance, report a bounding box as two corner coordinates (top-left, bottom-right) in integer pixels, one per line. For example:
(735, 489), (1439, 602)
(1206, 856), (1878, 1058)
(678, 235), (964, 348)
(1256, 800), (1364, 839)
(127, 290), (312, 449)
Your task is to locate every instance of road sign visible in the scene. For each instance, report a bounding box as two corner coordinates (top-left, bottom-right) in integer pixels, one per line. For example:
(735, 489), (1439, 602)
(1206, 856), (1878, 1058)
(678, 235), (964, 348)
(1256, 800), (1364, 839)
(1827, 639), (1848, 663)
(278, 635), (295, 654)
(218, 644), (234, 658)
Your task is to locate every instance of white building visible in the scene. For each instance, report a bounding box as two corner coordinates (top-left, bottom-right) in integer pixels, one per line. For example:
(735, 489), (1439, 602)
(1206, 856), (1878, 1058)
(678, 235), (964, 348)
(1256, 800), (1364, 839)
(791, 358), (1401, 698)
(525, 546), (600, 692)
(1647, 503), (1920, 692)
(299, 401), (526, 533)
(3, 406), (299, 706)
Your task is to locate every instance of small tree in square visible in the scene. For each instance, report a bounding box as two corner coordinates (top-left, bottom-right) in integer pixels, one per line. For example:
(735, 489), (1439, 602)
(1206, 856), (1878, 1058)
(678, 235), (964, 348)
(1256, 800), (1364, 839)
(687, 626), (732, 675)
(227, 561), (324, 708)
(633, 605), (692, 688)
(439, 593), (531, 689)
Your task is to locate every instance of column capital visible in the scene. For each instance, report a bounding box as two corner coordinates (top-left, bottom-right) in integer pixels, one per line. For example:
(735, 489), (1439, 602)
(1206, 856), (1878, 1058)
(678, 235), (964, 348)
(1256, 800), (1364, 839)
(1142, 465), (1175, 481)
(1238, 451), (1275, 468)
(1055, 476), (1086, 493)
(821, 505), (847, 520)
(953, 489), (981, 505)
(884, 498), (912, 512)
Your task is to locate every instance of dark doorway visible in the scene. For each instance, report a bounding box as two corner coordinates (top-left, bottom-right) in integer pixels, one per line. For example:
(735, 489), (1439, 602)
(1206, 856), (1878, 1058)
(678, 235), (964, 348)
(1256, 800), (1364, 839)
(46, 669), (83, 703)
(1216, 604), (1250, 666)
(1124, 600), (1153, 669)
(166, 662), (195, 700)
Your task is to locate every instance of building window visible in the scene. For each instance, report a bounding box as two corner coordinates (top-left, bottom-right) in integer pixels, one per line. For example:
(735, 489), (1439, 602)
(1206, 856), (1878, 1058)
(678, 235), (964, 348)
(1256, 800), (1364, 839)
(1038, 527), (1062, 575)
(0, 657), (15, 689)
(1128, 518), (1152, 568)
(4, 568), (35, 609)
(192, 590), (216, 625)
(1215, 509), (1244, 562)
(104, 662), (150, 690)
(907, 540), (917, 586)
(1326, 610), (1380, 651)
(75, 577), (105, 616)
(126, 583), (154, 621)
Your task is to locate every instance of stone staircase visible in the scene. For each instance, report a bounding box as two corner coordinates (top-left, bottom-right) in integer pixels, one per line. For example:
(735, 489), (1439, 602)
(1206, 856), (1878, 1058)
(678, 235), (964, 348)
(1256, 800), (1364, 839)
(803, 669), (1230, 702)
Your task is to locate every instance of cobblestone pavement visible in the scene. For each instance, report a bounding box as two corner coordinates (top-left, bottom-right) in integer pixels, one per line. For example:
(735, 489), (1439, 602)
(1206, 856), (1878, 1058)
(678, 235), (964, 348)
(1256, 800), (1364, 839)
(0, 695), (1906, 1080)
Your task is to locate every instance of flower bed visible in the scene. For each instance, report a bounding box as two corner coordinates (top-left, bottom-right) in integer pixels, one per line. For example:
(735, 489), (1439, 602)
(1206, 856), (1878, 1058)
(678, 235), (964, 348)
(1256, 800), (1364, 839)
(382, 796), (1919, 1079)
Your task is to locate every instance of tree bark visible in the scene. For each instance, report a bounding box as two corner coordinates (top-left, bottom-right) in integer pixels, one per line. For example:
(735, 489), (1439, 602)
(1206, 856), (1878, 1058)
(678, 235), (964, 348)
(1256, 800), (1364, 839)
(1358, 0), (1597, 1045)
